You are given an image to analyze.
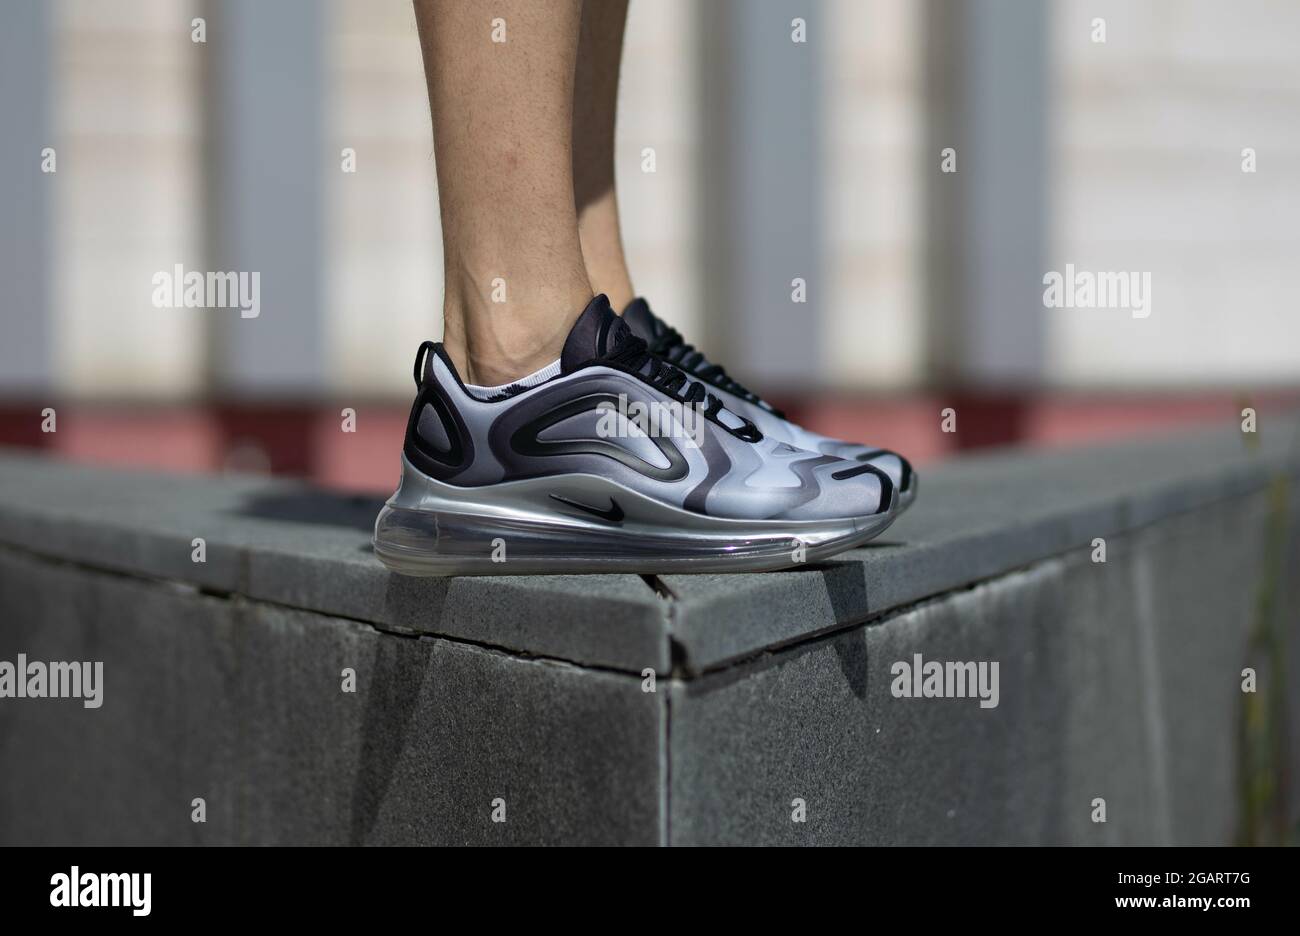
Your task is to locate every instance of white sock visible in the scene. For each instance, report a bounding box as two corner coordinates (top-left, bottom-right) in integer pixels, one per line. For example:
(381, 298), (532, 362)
(464, 359), (562, 401)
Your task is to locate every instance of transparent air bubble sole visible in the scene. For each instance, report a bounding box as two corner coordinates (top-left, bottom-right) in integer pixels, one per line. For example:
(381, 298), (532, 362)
(371, 456), (900, 576)
(372, 504), (895, 576)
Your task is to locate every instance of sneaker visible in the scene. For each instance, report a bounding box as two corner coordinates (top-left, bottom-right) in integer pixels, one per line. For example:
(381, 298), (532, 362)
(621, 298), (918, 511)
(373, 295), (901, 576)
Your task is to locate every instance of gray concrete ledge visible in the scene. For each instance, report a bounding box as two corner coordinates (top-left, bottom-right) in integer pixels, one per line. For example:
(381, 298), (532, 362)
(2, 419), (1299, 844)
(1, 422), (1297, 675)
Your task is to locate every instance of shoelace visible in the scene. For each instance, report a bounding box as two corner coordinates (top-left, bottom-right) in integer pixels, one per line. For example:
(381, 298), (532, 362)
(648, 324), (786, 418)
(606, 335), (761, 440)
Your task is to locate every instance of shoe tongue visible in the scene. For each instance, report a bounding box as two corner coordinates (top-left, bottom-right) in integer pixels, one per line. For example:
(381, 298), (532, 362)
(620, 297), (664, 343)
(561, 294), (634, 374)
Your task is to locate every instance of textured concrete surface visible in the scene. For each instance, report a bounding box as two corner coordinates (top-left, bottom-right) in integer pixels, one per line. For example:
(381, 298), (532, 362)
(0, 550), (661, 845)
(2, 422), (1297, 674)
(1, 420), (1298, 844)
(0, 459), (668, 672)
(668, 487), (1298, 843)
(660, 423), (1300, 671)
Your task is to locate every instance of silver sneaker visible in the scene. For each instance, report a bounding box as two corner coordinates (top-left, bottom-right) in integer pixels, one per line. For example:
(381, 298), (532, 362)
(622, 298), (918, 512)
(374, 296), (900, 575)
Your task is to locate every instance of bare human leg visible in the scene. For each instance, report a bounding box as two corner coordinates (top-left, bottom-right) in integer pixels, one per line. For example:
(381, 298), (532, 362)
(572, 0), (635, 313)
(414, 0), (593, 386)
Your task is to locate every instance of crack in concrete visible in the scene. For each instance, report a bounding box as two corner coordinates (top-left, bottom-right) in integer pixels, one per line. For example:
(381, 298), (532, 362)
(0, 540), (643, 681)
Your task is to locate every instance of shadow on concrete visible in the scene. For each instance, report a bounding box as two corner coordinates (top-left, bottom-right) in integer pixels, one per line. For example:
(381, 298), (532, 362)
(831, 629), (871, 700)
(232, 491), (384, 532)
(349, 634), (433, 845)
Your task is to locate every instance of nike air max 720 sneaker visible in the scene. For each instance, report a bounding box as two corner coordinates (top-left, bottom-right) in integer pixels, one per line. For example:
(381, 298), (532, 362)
(622, 298), (917, 513)
(373, 295), (903, 575)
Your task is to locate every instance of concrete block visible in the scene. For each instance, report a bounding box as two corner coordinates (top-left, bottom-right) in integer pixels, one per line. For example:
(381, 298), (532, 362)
(0, 551), (661, 845)
(666, 491), (1281, 844)
(1, 420), (1297, 844)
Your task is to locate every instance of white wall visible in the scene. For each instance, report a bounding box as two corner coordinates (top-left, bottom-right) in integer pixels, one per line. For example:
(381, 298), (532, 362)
(325, 0), (441, 397)
(824, 0), (924, 389)
(54, 0), (204, 398)
(42, 0), (1300, 398)
(615, 0), (701, 343)
(1048, 0), (1300, 386)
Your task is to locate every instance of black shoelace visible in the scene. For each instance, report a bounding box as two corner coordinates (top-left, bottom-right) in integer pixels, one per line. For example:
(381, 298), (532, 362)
(648, 324), (786, 419)
(606, 336), (761, 441)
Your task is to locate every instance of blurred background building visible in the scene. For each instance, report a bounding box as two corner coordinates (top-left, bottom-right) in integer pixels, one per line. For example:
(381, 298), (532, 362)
(1, 0), (1298, 491)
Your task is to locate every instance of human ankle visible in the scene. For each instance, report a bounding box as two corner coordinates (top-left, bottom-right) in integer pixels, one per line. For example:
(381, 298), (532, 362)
(577, 193), (635, 312)
(442, 281), (591, 386)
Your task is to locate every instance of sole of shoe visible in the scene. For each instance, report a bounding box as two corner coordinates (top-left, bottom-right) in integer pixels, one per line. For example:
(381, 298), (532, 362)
(373, 456), (900, 576)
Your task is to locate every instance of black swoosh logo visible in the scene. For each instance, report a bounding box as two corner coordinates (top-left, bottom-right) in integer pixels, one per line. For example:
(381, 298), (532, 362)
(548, 493), (625, 524)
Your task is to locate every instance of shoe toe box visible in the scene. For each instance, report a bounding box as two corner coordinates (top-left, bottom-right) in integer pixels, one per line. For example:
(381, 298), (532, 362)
(773, 457), (894, 521)
(859, 449), (914, 495)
